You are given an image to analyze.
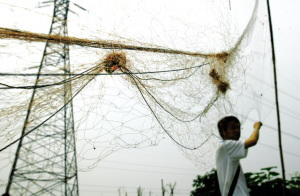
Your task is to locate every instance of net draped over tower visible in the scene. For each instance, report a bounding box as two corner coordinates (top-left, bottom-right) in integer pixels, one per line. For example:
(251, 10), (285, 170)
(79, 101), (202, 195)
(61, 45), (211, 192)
(0, 0), (275, 188)
(2, 0), (79, 195)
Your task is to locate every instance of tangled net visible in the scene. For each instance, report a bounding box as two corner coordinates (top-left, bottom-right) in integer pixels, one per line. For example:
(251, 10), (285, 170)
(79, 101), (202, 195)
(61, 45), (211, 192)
(0, 0), (275, 175)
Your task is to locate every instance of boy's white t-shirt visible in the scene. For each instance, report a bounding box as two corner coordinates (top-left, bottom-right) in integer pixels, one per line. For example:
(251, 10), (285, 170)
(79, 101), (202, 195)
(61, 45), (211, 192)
(216, 140), (249, 196)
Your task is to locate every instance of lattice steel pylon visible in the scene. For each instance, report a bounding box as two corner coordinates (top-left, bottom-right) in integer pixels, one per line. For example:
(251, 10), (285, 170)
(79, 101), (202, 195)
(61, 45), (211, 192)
(4, 0), (79, 195)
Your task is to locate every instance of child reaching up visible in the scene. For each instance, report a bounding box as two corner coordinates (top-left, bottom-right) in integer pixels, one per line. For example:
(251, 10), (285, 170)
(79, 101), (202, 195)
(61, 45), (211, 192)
(216, 116), (262, 196)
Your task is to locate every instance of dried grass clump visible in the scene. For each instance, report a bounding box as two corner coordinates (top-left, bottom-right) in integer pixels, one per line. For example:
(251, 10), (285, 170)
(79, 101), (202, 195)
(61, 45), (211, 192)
(217, 81), (230, 94)
(208, 68), (220, 81)
(102, 52), (127, 74)
(214, 51), (229, 63)
(209, 68), (230, 94)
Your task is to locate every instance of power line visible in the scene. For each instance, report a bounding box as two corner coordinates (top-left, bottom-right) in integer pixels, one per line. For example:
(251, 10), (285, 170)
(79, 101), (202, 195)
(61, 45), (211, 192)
(0, 71), (97, 153)
(249, 73), (300, 103)
(128, 71), (217, 150)
(97, 160), (201, 172)
(0, 61), (210, 77)
(78, 183), (191, 191)
(253, 65), (300, 90)
(240, 136), (300, 158)
(231, 88), (300, 122)
(81, 166), (198, 176)
(1, 121), (299, 159)
(79, 189), (189, 194)
(246, 117), (300, 141)
(0, 178), (192, 192)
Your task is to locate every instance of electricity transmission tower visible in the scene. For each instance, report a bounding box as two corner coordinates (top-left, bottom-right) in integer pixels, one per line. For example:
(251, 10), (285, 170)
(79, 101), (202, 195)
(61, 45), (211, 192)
(5, 0), (79, 195)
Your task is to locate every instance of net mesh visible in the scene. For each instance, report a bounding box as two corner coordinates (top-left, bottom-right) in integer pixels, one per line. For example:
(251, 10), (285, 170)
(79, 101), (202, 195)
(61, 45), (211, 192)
(0, 0), (275, 174)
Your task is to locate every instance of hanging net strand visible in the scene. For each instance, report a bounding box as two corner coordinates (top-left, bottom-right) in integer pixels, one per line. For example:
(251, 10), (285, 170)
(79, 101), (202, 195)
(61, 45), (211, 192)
(0, 0), (275, 173)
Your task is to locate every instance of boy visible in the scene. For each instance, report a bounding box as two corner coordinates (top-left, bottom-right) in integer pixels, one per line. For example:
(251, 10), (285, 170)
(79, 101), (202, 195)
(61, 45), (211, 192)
(216, 116), (262, 196)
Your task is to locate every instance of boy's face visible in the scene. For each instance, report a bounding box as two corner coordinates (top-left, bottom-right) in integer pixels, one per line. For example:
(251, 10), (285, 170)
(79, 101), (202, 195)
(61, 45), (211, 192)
(224, 120), (241, 140)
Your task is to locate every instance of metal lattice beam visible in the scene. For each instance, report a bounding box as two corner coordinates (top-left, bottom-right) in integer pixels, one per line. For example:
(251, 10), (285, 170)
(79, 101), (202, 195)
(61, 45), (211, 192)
(5, 0), (79, 195)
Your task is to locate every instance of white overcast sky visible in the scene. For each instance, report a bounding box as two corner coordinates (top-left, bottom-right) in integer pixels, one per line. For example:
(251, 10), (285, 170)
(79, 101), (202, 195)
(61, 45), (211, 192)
(0, 0), (300, 196)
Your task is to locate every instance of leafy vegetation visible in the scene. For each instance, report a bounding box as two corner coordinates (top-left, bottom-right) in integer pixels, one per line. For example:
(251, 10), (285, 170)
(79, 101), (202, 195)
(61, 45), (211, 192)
(191, 166), (300, 196)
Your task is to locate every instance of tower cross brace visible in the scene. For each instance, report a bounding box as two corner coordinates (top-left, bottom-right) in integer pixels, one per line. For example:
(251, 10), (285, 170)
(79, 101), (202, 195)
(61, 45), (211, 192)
(5, 0), (79, 195)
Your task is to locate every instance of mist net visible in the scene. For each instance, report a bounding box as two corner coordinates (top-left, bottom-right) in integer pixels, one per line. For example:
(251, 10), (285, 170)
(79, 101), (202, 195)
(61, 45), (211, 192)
(0, 0), (275, 172)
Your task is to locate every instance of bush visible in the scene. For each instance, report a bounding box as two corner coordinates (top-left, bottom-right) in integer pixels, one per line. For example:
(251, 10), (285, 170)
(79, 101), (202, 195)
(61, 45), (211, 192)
(191, 166), (300, 196)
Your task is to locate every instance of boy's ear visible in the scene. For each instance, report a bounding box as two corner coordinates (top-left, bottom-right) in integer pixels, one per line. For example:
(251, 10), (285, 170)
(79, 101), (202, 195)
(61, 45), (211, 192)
(221, 129), (227, 140)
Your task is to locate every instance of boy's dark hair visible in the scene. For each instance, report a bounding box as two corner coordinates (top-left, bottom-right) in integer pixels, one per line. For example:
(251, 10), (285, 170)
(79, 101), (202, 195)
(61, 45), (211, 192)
(217, 116), (240, 139)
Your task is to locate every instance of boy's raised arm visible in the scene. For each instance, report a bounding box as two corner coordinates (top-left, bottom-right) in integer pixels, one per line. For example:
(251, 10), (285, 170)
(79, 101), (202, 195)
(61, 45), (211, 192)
(245, 122), (262, 149)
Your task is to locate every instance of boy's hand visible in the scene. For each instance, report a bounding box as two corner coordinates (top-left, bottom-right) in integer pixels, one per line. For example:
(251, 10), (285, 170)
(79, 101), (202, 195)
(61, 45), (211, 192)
(254, 121), (263, 129)
(245, 121), (263, 148)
